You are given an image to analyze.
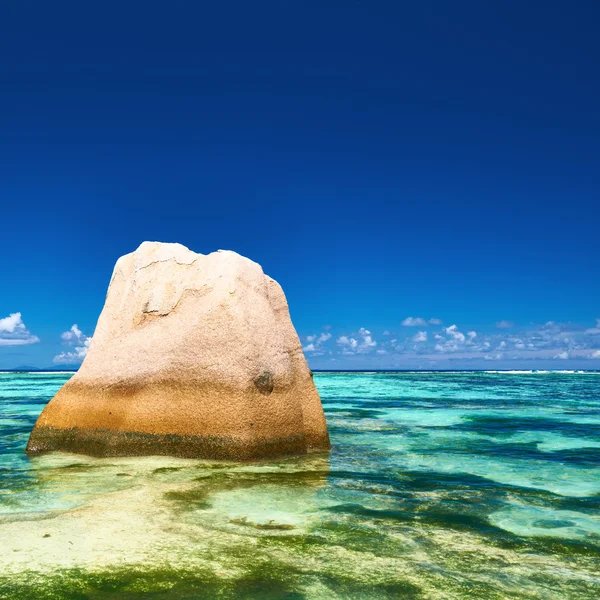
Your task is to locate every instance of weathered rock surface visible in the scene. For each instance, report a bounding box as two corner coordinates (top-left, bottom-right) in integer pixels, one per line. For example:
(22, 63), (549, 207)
(27, 242), (329, 459)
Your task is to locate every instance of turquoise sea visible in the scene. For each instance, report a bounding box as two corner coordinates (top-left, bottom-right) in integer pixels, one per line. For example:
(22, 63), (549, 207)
(0, 371), (599, 599)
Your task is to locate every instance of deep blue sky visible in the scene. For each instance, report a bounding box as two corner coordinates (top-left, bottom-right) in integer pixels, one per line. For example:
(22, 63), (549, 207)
(1, 1), (599, 369)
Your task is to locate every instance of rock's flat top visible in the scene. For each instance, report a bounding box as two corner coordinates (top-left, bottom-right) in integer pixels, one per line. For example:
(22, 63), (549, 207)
(27, 242), (329, 459)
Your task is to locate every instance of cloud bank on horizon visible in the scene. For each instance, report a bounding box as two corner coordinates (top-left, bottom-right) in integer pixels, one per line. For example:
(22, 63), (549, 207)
(303, 317), (600, 368)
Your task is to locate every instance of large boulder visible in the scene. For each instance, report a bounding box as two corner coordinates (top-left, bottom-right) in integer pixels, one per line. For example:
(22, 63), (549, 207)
(27, 242), (329, 459)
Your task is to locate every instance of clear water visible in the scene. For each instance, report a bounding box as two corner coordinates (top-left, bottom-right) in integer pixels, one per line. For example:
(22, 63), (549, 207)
(0, 371), (599, 599)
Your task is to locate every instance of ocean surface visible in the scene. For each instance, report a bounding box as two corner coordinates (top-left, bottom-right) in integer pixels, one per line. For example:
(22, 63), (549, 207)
(0, 371), (599, 599)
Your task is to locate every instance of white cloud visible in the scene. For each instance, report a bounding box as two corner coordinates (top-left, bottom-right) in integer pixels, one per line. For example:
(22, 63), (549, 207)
(413, 331), (427, 342)
(0, 313), (24, 333)
(592, 350), (600, 358)
(466, 331), (478, 345)
(401, 317), (441, 327)
(303, 330), (333, 354)
(61, 324), (85, 343)
(585, 319), (600, 335)
(402, 317), (428, 327)
(496, 320), (514, 329)
(429, 325), (481, 354)
(554, 351), (569, 360)
(359, 328), (376, 344)
(337, 328), (377, 354)
(0, 312), (40, 346)
(53, 324), (92, 364)
(445, 324), (466, 343)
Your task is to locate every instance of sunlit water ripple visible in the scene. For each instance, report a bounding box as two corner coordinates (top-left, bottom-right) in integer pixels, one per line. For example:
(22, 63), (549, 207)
(0, 371), (598, 599)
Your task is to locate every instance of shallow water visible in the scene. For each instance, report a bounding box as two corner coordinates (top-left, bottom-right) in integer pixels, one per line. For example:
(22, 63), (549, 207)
(0, 371), (599, 599)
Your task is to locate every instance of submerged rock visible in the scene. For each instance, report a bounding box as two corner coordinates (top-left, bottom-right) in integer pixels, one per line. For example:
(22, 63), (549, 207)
(27, 242), (329, 459)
